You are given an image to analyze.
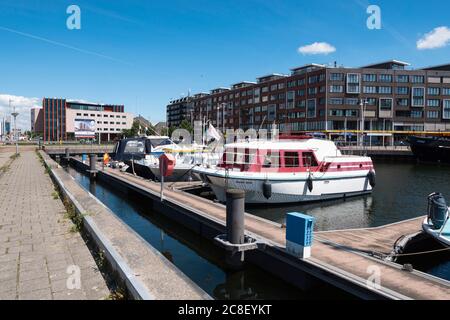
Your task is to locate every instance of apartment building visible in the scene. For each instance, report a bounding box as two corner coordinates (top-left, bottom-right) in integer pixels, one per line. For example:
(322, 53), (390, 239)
(166, 60), (450, 143)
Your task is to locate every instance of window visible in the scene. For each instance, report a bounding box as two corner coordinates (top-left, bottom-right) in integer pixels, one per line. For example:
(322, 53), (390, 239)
(267, 105), (276, 121)
(397, 98), (408, 106)
(428, 87), (440, 95)
(346, 73), (360, 94)
(284, 152), (299, 168)
(329, 85), (344, 93)
(427, 99), (440, 107)
(363, 86), (377, 94)
(443, 100), (450, 119)
(411, 110), (423, 118)
(397, 87), (409, 95)
(366, 98), (377, 106)
(379, 74), (392, 82)
(427, 111), (439, 119)
(378, 86), (392, 94)
(297, 89), (305, 96)
(397, 75), (409, 83)
(302, 152), (318, 167)
(262, 151), (280, 168)
(297, 79), (305, 86)
(411, 75), (424, 83)
(308, 87), (317, 95)
(124, 140), (145, 154)
(330, 73), (344, 81)
(412, 87), (425, 107)
(443, 88), (450, 95)
(287, 91), (295, 109)
(307, 99), (316, 118)
(379, 98), (393, 111)
(345, 98), (359, 105)
(329, 98), (343, 105)
(362, 74), (376, 82)
(308, 76), (318, 84)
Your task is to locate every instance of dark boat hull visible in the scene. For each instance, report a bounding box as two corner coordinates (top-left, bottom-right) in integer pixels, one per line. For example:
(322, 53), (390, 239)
(408, 136), (450, 163)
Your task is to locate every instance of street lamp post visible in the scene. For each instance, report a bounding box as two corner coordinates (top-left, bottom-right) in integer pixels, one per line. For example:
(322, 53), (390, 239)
(359, 99), (367, 147)
(11, 100), (19, 155)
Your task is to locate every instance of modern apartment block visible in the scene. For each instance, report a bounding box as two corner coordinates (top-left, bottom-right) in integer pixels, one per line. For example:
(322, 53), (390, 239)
(166, 96), (195, 128)
(31, 107), (44, 135)
(40, 98), (133, 142)
(166, 60), (450, 143)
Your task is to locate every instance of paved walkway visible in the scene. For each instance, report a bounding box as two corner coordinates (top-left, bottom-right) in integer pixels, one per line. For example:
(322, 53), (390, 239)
(0, 150), (110, 300)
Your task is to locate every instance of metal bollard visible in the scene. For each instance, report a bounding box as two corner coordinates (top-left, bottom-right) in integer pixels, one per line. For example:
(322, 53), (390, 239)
(226, 189), (245, 245)
(88, 154), (98, 179)
(65, 148), (70, 159)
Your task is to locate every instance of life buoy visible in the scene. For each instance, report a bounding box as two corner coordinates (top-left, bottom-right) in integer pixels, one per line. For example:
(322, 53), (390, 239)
(263, 180), (272, 199)
(368, 170), (376, 188)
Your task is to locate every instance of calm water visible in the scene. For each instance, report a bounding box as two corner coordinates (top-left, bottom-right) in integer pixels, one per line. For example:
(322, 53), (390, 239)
(248, 160), (450, 281)
(66, 167), (348, 299)
(248, 161), (450, 230)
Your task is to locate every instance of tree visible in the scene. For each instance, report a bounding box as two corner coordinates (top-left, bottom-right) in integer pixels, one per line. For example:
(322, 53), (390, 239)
(121, 120), (140, 138)
(179, 120), (193, 133)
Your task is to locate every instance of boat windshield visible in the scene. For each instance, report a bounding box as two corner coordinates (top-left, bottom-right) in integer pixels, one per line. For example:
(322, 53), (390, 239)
(150, 138), (173, 147)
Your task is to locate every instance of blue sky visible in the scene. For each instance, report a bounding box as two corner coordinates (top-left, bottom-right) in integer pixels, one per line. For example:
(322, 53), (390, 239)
(1, 0), (450, 129)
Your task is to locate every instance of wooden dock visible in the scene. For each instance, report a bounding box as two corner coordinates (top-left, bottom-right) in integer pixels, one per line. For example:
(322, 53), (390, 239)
(71, 158), (450, 300)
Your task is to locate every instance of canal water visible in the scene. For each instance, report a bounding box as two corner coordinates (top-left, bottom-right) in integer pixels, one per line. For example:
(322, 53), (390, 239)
(65, 167), (347, 300)
(248, 160), (450, 282)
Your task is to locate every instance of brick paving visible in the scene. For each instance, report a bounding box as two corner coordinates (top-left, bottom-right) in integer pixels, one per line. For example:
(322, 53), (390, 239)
(0, 150), (110, 300)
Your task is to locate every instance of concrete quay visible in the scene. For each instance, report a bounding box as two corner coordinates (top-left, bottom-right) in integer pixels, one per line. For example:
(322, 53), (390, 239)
(0, 148), (110, 300)
(40, 151), (209, 300)
(69, 157), (450, 300)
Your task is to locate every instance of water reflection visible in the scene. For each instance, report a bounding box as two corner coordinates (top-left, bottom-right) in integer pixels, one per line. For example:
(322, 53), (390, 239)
(66, 167), (309, 299)
(248, 161), (450, 231)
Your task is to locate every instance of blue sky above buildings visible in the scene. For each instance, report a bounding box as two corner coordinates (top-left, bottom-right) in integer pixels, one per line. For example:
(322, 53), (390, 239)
(1, 0), (450, 128)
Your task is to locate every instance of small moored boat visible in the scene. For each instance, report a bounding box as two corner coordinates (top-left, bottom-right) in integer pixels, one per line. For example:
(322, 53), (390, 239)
(422, 193), (450, 247)
(193, 136), (376, 204)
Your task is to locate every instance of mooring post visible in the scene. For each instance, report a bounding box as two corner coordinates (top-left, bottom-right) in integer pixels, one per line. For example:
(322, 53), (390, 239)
(225, 189), (245, 268)
(65, 148), (70, 159)
(88, 153), (98, 179)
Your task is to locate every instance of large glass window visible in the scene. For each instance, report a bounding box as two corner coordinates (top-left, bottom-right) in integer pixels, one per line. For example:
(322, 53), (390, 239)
(379, 74), (392, 82)
(428, 87), (440, 95)
(330, 73), (344, 81)
(346, 73), (360, 94)
(329, 85), (344, 93)
(397, 87), (409, 95)
(427, 99), (440, 107)
(362, 74), (376, 82)
(379, 86), (392, 94)
(444, 100), (450, 119)
(363, 86), (377, 93)
(397, 75), (409, 83)
(411, 75), (425, 83)
(307, 99), (316, 118)
(379, 98), (393, 111)
(412, 87), (425, 107)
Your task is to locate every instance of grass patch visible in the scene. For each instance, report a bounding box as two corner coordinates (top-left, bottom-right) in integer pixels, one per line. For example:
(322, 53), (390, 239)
(9, 153), (20, 160)
(106, 287), (126, 300)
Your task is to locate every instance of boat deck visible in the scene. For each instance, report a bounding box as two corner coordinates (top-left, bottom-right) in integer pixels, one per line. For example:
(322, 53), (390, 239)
(74, 159), (450, 299)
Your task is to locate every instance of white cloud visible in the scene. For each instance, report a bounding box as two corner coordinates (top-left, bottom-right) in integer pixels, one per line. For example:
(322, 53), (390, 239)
(0, 94), (41, 131)
(417, 26), (450, 50)
(298, 42), (336, 55)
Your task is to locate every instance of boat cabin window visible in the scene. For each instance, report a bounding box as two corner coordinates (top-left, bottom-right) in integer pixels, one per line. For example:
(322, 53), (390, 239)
(124, 140), (145, 154)
(150, 138), (172, 148)
(302, 152), (318, 167)
(284, 152), (300, 168)
(262, 151), (280, 168)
